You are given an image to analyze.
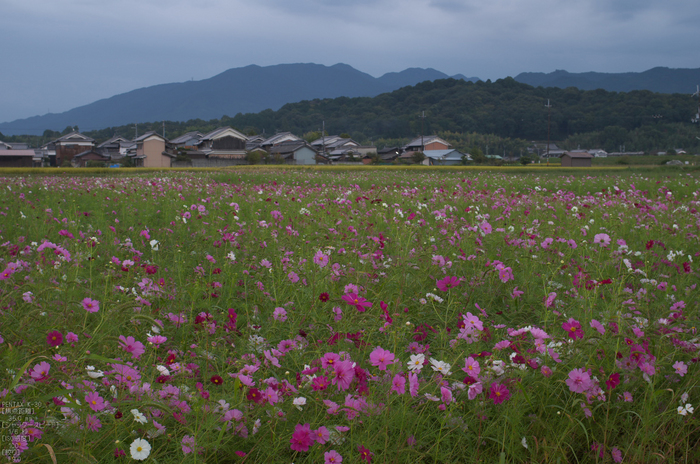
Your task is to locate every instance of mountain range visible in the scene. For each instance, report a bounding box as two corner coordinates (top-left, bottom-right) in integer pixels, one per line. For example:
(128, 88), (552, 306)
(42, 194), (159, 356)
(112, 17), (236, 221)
(0, 64), (477, 136)
(514, 67), (700, 94)
(1, 63), (698, 136)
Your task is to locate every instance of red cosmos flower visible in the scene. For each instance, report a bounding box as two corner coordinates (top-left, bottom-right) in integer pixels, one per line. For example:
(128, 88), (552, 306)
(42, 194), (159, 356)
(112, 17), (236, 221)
(358, 445), (374, 463)
(605, 372), (620, 390)
(247, 388), (264, 404)
(562, 318), (584, 340)
(341, 293), (372, 312)
(319, 292), (330, 302)
(436, 276), (460, 291)
(210, 375), (223, 386)
(46, 331), (63, 347)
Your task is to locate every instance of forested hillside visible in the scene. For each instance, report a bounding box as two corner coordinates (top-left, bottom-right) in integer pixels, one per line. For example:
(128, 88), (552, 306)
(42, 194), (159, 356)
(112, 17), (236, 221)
(4, 78), (699, 154)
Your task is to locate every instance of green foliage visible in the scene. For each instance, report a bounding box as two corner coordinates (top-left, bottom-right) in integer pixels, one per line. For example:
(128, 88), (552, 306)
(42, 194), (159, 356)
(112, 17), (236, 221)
(85, 160), (106, 168)
(411, 151), (426, 164)
(246, 150), (262, 165)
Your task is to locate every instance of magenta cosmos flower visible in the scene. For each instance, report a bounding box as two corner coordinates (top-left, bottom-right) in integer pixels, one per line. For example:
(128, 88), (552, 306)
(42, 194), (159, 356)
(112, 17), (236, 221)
(436, 276), (460, 291)
(289, 423), (314, 452)
(46, 331), (63, 347)
(341, 293), (372, 312)
(82, 297), (100, 313)
(562, 318), (584, 340)
(488, 382), (511, 404)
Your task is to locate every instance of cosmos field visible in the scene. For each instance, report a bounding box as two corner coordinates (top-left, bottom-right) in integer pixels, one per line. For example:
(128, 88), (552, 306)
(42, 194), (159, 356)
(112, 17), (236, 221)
(0, 167), (698, 463)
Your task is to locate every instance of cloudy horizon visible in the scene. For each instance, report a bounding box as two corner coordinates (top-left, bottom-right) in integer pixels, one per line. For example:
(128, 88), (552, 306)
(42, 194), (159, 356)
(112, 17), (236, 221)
(1, 0), (698, 124)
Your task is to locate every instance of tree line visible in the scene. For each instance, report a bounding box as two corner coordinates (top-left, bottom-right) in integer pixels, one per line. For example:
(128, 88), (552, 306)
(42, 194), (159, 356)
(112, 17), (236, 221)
(2, 77), (699, 155)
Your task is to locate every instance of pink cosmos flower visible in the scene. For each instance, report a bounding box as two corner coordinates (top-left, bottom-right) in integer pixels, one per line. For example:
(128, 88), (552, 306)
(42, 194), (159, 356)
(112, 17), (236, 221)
(611, 447), (623, 463)
(462, 357), (481, 377)
(566, 368), (592, 394)
(147, 335), (167, 345)
(562, 318), (584, 340)
(288, 271), (300, 283)
(272, 307), (288, 322)
(324, 450), (343, 464)
(321, 352), (341, 369)
(313, 426), (330, 445)
(369, 346), (395, 371)
(82, 298), (100, 313)
(590, 319), (605, 335)
(440, 386), (453, 405)
(468, 382), (483, 400)
(341, 293), (372, 312)
(436, 276), (460, 291)
(544, 292), (557, 308)
(511, 287), (524, 299)
(391, 374), (406, 395)
(289, 423), (314, 452)
(331, 360), (355, 391)
(313, 250), (330, 268)
(66, 332), (79, 344)
(86, 414), (101, 432)
(488, 382), (510, 404)
(408, 372), (419, 397)
(673, 361), (687, 377)
(118, 335), (145, 360)
(182, 435), (195, 455)
(541, 366), (553, 377)
(30, 361), (51, 381)
(479, 222), (492, 235)
(593, 233), (611, 247)
(85, 392), (106, 411)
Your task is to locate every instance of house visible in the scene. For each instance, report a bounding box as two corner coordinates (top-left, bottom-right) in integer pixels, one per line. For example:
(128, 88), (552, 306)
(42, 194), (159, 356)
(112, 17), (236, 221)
(97, 136), (133, 155)
(133, 132), (175, 167)
(588, 149), (608, 158)
(310, 136), (360, 154)
(170, 131), (203, 148)
(72, 150), (112, 167)
(378, 147), (401, 161)
(424, 149), (470, 166)
(403, 135), (451, 153)
(0, 141), (30, 150)
(0, 149), (35, 168)
(267, 141), (319, 165)
(560, 151), (593, 167)
(260, 132), (301, 149)
(54, 132), (95, 166)
(198, 127), (248, 160)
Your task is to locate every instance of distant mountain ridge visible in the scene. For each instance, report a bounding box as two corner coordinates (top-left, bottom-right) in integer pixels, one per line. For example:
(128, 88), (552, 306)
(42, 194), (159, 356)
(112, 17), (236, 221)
(0, 63), (480, 135)
(514, 67), (700, 94)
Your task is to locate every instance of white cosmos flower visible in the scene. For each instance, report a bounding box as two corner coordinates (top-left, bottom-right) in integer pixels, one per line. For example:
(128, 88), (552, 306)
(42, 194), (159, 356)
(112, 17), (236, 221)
(408, 354), (425, 372)
(149, 239), (159, 251)
(429, 358), (452, 376)
(131, 408), (148, 424)
(85, 365), (104, 379)
(130, 438), (151, 461)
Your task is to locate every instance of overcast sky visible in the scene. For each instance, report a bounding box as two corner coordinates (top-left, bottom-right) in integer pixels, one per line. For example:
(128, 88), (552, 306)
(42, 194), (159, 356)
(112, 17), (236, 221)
(1, 0), (698, 124)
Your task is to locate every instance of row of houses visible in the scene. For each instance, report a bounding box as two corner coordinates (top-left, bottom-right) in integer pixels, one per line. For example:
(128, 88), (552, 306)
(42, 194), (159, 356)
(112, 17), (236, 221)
(0, 130), (474, 167)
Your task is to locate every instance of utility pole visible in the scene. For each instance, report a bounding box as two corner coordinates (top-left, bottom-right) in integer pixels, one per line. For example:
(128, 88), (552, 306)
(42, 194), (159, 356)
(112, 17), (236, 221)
(162, 122), (166, 139)
(420, 111), (425, 152)
(322, 120), (326, 159)
(545, 99), (552, 166)
(134, 123), (138, 140)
